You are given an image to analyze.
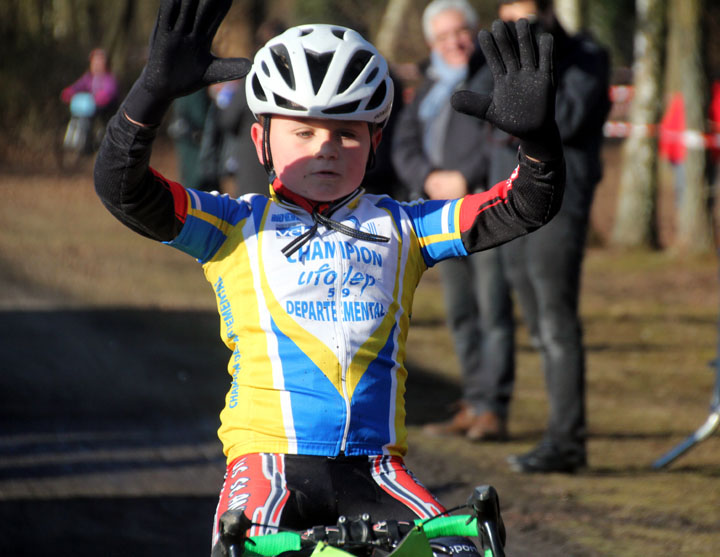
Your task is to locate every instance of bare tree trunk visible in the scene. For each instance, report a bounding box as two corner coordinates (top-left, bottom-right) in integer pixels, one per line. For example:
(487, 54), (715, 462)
(18, 0), (46, 38)
(554, 0), (585, 34)
(375, 0), (414, 62)
(663, 0), (683, 95)
(1, 1), (23, 45)
(71, 0), (92, 47)
(51, 0), (74, 40)
(106, 0), (135, 75)
(611, 0), (666, 249)
(673, 0), (714, 253)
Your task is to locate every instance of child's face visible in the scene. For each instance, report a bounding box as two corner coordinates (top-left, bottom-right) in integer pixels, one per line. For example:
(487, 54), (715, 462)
(252, 116), (382, 201)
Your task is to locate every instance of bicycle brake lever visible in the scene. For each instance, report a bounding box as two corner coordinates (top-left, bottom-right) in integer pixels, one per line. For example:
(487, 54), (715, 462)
(467, 485), (506, 557)
(217, 509), (253, 557)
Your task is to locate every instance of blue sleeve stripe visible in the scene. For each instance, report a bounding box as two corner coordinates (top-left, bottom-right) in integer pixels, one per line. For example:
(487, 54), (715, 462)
(169, 214), (229, 262)
(405, 198), (466, 263)
(419, 199), (461, 247)
(168, 190), (254, 262)
(187, 206), (233, 236)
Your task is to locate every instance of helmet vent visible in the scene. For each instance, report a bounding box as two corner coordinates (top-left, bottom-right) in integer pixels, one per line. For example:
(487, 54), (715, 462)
(338, 50), (372, 94)
(261, 61), (270, 76)
(306, 51), (335, 94)
(300, 28), (312, 37)
(331, 28), (346, 40)
(366, 81), (387, 111)
(365, 67), (378, 84)
(322, 100), (361, 115)
(252, 75), (267, 101)
(273, 93), (307, 112)
(270, 44), (295, 90)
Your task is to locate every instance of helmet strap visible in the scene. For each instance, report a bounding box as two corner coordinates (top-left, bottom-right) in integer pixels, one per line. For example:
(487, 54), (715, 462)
(366, 147), (376, 170)
(262, 115), (274, 175)
(365, 123), (376, 171)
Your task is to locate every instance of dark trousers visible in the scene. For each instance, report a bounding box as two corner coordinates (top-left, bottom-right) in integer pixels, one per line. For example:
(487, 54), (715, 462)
(500, 211), (588, 453)
(438, 247), (515, 418)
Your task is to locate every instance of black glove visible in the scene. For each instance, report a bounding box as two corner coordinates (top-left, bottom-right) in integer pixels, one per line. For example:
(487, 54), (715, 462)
(124, 0), (252, 125)
(451, 19), (562, 161)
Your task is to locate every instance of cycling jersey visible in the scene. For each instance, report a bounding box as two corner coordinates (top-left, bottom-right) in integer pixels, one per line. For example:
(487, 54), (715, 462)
(172, 180), (480, 461)
(94, 113), (564, 464)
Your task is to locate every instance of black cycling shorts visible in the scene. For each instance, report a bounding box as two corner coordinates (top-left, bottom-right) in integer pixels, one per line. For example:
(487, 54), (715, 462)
(212, 452), (446, 542)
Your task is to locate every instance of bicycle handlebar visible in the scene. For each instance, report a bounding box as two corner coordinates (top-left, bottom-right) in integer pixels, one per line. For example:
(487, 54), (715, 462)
(218, 485), (505, 557)
(241, 515), (489, 556)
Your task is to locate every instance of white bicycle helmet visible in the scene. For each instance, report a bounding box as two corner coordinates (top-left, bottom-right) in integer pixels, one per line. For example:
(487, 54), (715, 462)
(246, 24), (394, 126)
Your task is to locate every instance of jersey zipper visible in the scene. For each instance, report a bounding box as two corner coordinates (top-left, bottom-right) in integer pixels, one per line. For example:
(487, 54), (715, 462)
(333, 228), (353, 454)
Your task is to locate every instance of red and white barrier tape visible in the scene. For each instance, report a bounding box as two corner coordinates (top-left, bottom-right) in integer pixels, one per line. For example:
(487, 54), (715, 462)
(609, 85), (634, 103)
(603, 120), (720, 149)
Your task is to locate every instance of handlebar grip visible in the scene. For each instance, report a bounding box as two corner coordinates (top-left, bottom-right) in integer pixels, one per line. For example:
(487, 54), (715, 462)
(243, 532), (302, 556)
(415, 515), (478, 538)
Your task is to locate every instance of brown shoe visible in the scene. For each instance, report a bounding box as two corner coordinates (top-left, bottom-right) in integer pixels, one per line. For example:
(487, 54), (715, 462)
(466, 411), (508, 442)
(422, 401), (476, 437)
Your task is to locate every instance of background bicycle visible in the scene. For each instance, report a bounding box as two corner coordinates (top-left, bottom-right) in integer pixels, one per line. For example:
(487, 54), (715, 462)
(55, 92), (106, 172)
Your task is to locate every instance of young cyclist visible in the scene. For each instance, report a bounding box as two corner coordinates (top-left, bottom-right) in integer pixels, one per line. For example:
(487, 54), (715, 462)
(93, 0), (564, 553)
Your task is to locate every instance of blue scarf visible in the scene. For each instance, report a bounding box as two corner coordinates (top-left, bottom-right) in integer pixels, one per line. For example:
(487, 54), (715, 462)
(419, 50), (468, 161)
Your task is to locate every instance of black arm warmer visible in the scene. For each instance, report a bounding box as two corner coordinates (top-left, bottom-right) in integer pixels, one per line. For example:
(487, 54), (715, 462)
(93, 111), (183, 242)
(460, 151), (565, 253)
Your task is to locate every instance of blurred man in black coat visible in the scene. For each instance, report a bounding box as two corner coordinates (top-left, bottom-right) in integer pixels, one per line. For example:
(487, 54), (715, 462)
(491, 0), (611, 473)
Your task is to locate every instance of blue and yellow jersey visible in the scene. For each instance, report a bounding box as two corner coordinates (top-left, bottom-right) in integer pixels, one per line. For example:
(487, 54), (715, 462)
(168, 187), (468, 463)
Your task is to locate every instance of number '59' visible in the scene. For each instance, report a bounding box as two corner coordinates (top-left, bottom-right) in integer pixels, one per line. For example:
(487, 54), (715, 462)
(328, 287), (350, 298)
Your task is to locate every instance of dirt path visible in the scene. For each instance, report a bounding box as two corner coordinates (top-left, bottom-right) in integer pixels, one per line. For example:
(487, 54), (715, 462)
(0, 307), (577, 556)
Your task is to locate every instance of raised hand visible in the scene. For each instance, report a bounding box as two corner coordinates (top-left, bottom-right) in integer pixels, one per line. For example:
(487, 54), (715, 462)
(125, 0), (251, 125)
(451, 19), (561, 160)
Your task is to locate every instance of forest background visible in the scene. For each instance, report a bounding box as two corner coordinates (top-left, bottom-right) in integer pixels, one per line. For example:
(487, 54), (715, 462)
(3, 0), (720, 250)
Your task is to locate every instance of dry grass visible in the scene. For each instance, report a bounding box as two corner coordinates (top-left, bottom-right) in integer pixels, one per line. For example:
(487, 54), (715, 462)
(0, 148), (212, 310)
